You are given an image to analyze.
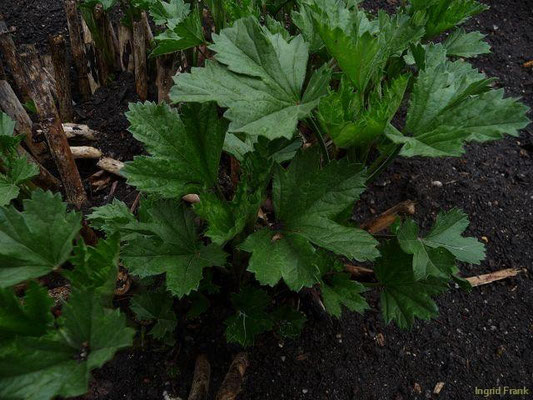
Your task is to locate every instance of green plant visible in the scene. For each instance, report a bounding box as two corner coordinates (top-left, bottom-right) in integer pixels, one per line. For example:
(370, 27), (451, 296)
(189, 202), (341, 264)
(0, 1), (529, 399)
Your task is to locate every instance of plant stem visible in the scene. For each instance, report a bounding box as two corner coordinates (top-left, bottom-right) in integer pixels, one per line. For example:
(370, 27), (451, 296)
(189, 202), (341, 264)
(307, 117), (331, 163)
(366, 144), (402, 184)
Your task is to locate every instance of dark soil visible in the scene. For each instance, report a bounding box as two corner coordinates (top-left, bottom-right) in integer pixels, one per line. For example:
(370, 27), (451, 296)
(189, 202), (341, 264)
(1, 0), (532, 399)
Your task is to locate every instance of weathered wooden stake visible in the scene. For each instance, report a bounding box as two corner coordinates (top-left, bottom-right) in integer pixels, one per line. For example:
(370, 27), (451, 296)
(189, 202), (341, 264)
(0, 57), (5, 80)
(188, 354), (211, 400)
(49, 34), (74, 122)
(133, 19), (148, 101)
(81, 17), (100, 93)
(40, 55), (58, 100)
(94, 3), (119, 71)
(156, 54), (178, 104)
(118, 24), (134, 72)
(142, 11), (154, 46)
(0, 80), (48, 161)
(0, 14), (29, 100)
(63, 0), (92, 99)
(19, 45), (87, 208)
(216, 353), (249, 400)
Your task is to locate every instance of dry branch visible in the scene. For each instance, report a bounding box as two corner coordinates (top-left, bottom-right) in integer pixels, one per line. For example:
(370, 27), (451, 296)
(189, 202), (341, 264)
(64, 0), (92, 99)
(19, 44), (87, 208)
(49, 34), (74, 122)
(344, 264), (374, 278)
(216, 353), (249, 400)
(188, 354), (211, 400)
(133, 19), (148, 101)
(0, 15), (29, 100)
(0, 80), (48, 161)
(466, 268), (523, 287)
(70, 146), (102, 159)
(360, 200), (416, 234)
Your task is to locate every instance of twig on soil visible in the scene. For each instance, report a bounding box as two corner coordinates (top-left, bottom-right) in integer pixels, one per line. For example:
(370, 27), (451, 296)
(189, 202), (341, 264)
(19, 44), (87, 208)
(133, 19), (148, 101)
(216, 353), (249, 400)
(188, 354), (211, 400)
(466, 268), (523, 287)
(360, 200), (416, 234)
(0, 80), (48, 161)
(64, 0), (92, 99)
(70, 146), (102, 159)
(130, 192), (142, 213)
(49, 34), (75, 122)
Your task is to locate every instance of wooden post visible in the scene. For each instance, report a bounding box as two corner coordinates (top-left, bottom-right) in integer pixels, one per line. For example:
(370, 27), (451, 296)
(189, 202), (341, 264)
(49, 35), (75, 122)
(188, 354), (211, 400)
(156, 54), (178, 104)
(118, 24), (134, 72)
(0, 14), (29, 100)
(133, 19), (148, 101)
(0, 80), (48, 161)
(19, 45), (87, 208)
(63, 0), (92, 99)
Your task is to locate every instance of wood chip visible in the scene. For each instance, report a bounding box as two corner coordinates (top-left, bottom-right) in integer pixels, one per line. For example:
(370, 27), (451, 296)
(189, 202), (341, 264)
(97, 157), (124, 177)
(523, 60), (533, 68)
(466, 268), (523, 287)
(70, 146), (102, 159)
(433, 382), (445, 395)
(375, 333), (385, 347)
(360, 200), (416, 234)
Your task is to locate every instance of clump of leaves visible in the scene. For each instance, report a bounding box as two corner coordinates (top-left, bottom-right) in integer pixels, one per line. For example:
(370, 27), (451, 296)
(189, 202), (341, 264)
(0, 1), (530, 399)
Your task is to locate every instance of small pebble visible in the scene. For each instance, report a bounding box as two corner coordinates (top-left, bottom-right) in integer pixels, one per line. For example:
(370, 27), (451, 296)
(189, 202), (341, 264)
(302, 389), (308, 394)
(432, 180), (443, 187)
(281, 356), (286, 362)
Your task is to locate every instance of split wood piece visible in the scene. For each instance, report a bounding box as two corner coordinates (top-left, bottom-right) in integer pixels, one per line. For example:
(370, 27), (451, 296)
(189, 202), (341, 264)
(188, 354), (211, 400)
(40, 55), (58, 100)
(19, 44), (87, 208)
(97, 157), (124, 176)
(142, 11), (154, 45)
(215, 353), (249, 400)
(64, 0), (92, 99)
(523, 60), (533, 68)
(70, 146), (102, 159)
(18, 146), (60, 190)
(360, 200), (416, 234)
(156, 54), (178, 103)
(94, 3), (119, 71)
(133, 19), (148, 101)
(118, 24), (134, 72)
(81, 17), (100, 93)
(49, 34), (74, 122)
(0, 57), (5, 80)
(344, 264), (374, 278)
(93, 4), (111, 85)
(0, 80), (48, 161)
(0, 14), (30, 100)
(88, 170), (111, 191)
(62, 123), (98, 140)
(466, 268), (523, 287)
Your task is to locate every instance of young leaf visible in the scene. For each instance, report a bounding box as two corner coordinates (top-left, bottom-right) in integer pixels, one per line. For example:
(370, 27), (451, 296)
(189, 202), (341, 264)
(422, 208), (486, 263)
(0, 190), (81, 288)
(87, 198), (138, 238)
(321, 272), (369, 317)
(171, 17), (331, 140)
(149, 0), (190, 26)
(240, 150), (378, 290)
(0, 289), (134, 400)
(225, 287), (273, 347)
(375, 240), (449, 329)
(63, 234), (121, 302)
(410, 0), (488, 39)
(123, 102), (226, 198)
(271, 305), (307, 339)
(121, 200), (228, 298)
(0, 282), (53, 339)
(443, 28), (490, 58)
(194, 151), (273, 244)
(130, 288), (177, 345)
(387, 45), (530, 157)
(151, 8), (205, 57)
